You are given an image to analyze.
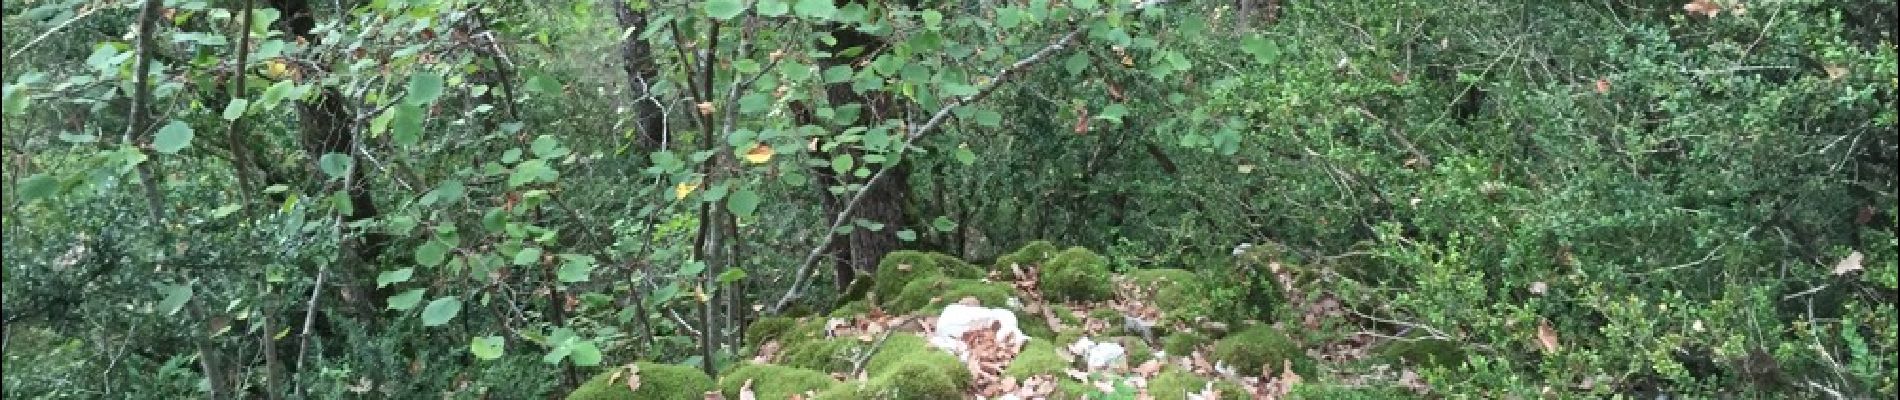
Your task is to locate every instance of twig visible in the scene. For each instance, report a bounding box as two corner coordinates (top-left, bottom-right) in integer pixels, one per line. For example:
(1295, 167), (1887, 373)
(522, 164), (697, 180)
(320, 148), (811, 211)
(4, 1), (107, 62)
(292, 262), (327, 396)
(771, 20), (1093, 314)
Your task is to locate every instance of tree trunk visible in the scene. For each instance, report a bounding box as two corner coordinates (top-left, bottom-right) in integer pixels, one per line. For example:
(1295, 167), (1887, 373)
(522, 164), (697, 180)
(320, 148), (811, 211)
(612, 0), (665, 150)
(270, 0), (386, 322)
(814, 19), (910, 288)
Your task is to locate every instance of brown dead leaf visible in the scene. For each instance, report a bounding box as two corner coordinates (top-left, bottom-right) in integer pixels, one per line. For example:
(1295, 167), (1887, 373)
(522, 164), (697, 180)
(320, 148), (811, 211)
(1683, 0), (1722, 17)
(1134, 359), (1164, 377)
(753, 340), (782, 364)
(696, 102), (714, 116)
(1594, 78), (1611, 94)
(1825, 65), (1849, 81)
(704, 391), (725, 400)
(624, 364), (642, 392)
(1536, 319), (1561, 353)
(959, 296), (982, 306)
(1833, 251), (1865, 275)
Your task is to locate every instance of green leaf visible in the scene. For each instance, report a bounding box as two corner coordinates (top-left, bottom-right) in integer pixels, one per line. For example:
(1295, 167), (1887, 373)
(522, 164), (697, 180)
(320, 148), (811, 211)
(153, 121), (194, 154)
(567, 340), (602, 366)
(318, 153), (352, 180)
(222, 99), (249, 121)
(954, 145), (976, 165)
(3, 85), (30, 116)
(1096, 103), (1128, 122)
(387, 288), (426, 310)
(921, 10), (943, 29)
(1064, 53), (1090, 76)
(727, 189), (761, 218)
(531, 135), (561, 158)
(931, 216), (957, 232)
(794, 0), (836, 19)
(390, 103), (424, 147)
(514, 247), (543, 266)
(377, 268), (415, 288)
(557, 258), (593, 283)
(757, 0), (789, 16)
(407, 73), (444, 104)
(1241, 36), (1280, 64)
(157, 284), (193, 316)
(57, 132), (97, 143)
(1071, 0), (1098, 10)
(526, 74), (562, 94)
(896, 229), (917, 241)
(420, 296), (462, 326)
(678, 260), (706, 276)
(738, 92), (772, 115)
(971, 110), (1003, 128)
(18, 174), (58, 202)
(705, 0), (744, 20)
(415, 240), (449, 267)
(470, 336), (505, 360)
(508, 159), (551, 188)
(831, 154), (853, 175)
(716, 268), (748, 285)
(209, 204), (243, 219)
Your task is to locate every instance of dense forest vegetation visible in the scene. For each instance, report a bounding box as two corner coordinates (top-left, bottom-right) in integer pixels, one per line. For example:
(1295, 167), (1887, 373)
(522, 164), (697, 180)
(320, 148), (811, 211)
(2, 0), (1895, 398)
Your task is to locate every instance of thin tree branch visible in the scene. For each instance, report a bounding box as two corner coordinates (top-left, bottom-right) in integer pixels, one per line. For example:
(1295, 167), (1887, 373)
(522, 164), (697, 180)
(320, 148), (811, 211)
(771, 21), (1092, 314)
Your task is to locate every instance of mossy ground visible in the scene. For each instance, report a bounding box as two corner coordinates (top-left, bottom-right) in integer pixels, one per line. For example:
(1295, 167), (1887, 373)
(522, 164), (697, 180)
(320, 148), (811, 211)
(871, 251), (985, 304)
(719, 363), (838, 399)
(1005, 338), (1069, 379)
(993, 240), (1060, 273)
(1147, 367), (1248, 400)
(567, 362), (714, 400)
(885, 276), (1014, 314)
(1212, 325), (1309, 376)
(1041, 247), (1113, 301)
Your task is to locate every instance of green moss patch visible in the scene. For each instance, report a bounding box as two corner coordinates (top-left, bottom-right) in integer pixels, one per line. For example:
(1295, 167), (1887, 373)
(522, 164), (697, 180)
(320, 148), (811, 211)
(567, 362), (714, 400)
(1005, 338), (1069, 379)
(1147, 367), (1247, 400)
(1161, 331), (1208, 355)
(885, 276), (1014, 315)
(871, 251), (984, 303)
(1124, 268), (1209, 322)
(1041, 247), (1113, 302)
(779, 338), (860, 373)
(719, 363), (838, 399)
(1212, 325), (1306, 376)
(744, 317), (797, 348)
(993, 240), (1060, 273)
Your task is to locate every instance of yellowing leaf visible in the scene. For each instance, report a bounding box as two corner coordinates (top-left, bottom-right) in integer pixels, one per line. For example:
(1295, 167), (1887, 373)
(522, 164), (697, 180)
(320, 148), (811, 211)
(675, 181), (699, 200)
(265, 59), (291, 79)
(1683, 0), (1722, 17)
(622, 364), (642, 392)
(743, 144), (775, 164)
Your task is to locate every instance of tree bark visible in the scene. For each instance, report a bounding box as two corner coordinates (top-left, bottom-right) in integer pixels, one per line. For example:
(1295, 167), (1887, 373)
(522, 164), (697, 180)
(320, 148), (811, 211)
(814, 18), (910, 288)
(611, 0), (666, 150)
(269, 0), (387, 322)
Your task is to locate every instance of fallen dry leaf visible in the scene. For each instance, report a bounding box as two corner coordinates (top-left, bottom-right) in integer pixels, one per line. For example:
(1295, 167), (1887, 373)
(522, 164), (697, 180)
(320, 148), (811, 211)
(1134, 359), (1164, 377)
(1833, 250), (1865, 275)
(623, 363), (642, 392)
(738, 379), (757, 400)
(1825, 65), (1849, 81)
(1536, 319), (1561, 353)
(1594, 78), (1611, 94)
(1683, 0), (1722, 17)
(753, 340), (782, 364)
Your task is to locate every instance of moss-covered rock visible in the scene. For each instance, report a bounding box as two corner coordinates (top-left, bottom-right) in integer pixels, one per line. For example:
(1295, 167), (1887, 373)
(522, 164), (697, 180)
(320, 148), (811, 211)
(1005, 339), (1069, 379)
(780, 338), (860, 373)
(719, 363), (838, 399)
(1124, 268), (1209, 323)
(993, 240), (1060, 272)
(1053, 380), (1094, 400)
(1212, 325), (1306, 376)
(744, 317), (798, 348)
(830, 300), (872, 318)
(1146, 367), (1247, 400)
(1050, 304), (1082, 326)
(1161, 331), (1208, 355)
(1018, 311), (1055, 339)
(1375, 336), (1467, 368)
(871, 251), (983, 303)
(1284, 383), (1412, 399)
(886, 276), (1014, 314)
(1040, 247), (1113, 302)
(824, 334), (970, 399)
(567, 362), (714, 400)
